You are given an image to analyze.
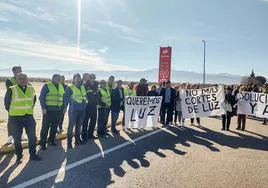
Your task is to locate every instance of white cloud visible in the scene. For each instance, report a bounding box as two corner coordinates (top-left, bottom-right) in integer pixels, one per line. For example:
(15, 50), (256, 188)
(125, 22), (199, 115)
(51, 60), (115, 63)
(0, 30), (137, 71)
(98, 20), (138, 36)
(114, 0), (128, 12)
(259, 0), (268, 3)
(0, 15), (8, 22)
(0, 1), (57, 22)
(82, 24), (100, 33)
(120, 36), (144, 44)
(96, 20), (144, 44)
(98, 47), (109, 53)
(161, 35), (218, 43)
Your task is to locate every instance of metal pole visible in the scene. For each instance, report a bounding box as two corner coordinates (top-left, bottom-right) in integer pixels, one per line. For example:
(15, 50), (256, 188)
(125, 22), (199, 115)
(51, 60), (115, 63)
(202, 40), (206, 85)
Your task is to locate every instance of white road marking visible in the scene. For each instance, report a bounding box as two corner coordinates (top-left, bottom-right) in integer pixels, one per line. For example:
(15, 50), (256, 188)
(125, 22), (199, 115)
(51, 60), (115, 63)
(12, 128), (165, 188)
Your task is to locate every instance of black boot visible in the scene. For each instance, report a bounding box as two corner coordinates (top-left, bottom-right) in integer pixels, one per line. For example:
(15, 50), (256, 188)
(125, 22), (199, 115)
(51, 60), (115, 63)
(30, 155), (42, 161)
(67, 143), (73, 149)
(16, 155), (23, 164)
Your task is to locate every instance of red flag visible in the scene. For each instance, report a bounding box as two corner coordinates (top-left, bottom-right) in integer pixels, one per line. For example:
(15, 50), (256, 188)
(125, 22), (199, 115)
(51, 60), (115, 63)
(158, 46), (172, 83)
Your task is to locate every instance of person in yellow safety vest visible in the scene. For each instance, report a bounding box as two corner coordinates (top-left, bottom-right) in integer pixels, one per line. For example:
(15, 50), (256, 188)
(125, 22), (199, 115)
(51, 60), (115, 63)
(4, 73), (42, 163)
(5, 66), (25, 145)
(64, 73), (88, 149)
(57, 75), (68, 133)
(97, 80), (111, 137)
(124, 82), (137, 96)
(39, 74), (65, 151)
(104, 75), (115, 132)
(122, 82), (137, 128)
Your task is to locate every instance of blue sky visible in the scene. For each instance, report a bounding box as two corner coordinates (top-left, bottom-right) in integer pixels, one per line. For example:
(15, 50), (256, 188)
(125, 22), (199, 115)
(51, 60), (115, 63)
(0, 0), (267, 77)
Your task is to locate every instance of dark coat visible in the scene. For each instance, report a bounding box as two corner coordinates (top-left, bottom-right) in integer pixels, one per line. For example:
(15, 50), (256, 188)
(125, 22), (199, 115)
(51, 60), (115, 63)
(84, 81), (99, 106)
(111, 87), (125, 112)
(146, 91), (159, 96)
(225, 93), (236, 116)
(160, 87), (176, 105)
(135, 84), (148, 96)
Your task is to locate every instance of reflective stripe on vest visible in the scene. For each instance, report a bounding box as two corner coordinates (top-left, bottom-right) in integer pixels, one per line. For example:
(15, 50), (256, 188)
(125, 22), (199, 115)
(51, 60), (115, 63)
(69, 84), (88, 104)
(9, 85), (35, 116)
(124, 88), (136, 96)
(45, 82), (64, 107)
(98, 88), (111, 107)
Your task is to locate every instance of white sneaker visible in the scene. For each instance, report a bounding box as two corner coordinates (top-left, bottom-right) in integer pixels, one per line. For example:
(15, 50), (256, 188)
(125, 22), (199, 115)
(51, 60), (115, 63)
(7, 136), (14, 144)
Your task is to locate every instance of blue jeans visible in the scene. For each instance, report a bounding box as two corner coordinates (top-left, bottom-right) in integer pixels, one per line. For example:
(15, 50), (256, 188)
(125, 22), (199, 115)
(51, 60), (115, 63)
(67, 110), (85, 143)
(111, 111), (120, 131)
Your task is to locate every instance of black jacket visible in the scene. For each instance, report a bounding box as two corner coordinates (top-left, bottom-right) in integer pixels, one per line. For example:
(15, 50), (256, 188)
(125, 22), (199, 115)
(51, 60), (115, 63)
(84, 81), (98, 106)
(225, 93), (236, 107)
(160, 87), (176, 105)
(111, 87), (125, 112)
(147, 91), (159, 96)
(225, 93), (236, 115)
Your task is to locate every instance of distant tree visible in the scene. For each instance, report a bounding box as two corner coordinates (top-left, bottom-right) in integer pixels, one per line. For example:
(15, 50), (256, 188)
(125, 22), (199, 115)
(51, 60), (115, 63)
(255, 76), (266, 85)
(240, 70), (267, 86)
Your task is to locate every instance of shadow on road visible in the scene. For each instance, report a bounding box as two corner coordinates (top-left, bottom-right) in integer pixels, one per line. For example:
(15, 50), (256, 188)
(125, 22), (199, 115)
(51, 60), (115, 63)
(5, 140), (66, 187)
(1, 123), (268, 187)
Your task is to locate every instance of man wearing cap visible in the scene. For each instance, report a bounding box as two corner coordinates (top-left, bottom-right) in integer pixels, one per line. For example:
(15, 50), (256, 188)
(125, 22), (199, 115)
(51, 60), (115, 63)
(4, 73), (41, 163)
(97, 80), (111, 137)
(39, 74), (65, 150)
(135, 78), (148, 96)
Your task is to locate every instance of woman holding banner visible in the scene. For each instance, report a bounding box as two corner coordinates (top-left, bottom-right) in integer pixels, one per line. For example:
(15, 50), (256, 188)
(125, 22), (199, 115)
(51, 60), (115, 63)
(174, 86), (185, 126)
(221, 87), (236, 131)
(236, 86), (248, 131)
(190, 84), (201, 126)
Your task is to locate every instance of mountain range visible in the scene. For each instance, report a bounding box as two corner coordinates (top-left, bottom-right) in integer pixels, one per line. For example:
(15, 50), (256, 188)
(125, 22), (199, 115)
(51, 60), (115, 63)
(0, 68), (245, 84)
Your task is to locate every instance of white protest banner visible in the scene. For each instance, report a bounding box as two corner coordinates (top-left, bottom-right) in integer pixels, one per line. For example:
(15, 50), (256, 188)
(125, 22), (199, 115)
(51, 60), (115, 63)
(236, 92), (268, 118)
(124, 96), (162, 129)
(180, 85), (225, 118)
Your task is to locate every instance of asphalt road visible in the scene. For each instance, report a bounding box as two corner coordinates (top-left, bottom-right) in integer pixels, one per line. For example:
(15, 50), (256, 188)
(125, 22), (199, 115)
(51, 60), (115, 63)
(1, 117), (268, 188)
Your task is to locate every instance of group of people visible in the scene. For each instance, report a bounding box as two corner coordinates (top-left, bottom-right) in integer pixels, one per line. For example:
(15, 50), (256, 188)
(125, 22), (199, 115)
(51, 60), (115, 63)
(3, 66), (268, 163)
(4, 66), (138, 163)
(221, 84), (268, 131)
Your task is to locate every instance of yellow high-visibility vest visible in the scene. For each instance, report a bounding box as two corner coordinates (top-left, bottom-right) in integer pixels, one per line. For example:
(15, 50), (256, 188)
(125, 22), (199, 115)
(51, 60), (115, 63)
(69, 84), (88, 104)
(106, 83), (115, 93)
(98, 88), (111, 107)
(124, 88), (136, 96)
(9, 85), (35, 116)
(9, 77), (17, 86)
(45, 82), (64, 107)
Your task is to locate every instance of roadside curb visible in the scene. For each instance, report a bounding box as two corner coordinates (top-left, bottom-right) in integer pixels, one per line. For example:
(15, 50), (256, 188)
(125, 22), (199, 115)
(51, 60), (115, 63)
(0, 121), (122, 155)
